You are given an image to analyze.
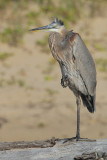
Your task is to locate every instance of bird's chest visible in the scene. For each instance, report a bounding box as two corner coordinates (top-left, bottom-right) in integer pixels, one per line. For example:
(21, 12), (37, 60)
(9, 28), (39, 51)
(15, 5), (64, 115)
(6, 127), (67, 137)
(49, 33), (65, 62)
(49, 34), (76, 74)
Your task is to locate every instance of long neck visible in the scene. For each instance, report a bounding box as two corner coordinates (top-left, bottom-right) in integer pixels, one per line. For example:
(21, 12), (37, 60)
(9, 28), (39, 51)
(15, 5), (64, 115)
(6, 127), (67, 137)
(49, 32), (63, 46)
(49, 28), (68, 50)
(48, 30), (68, 62)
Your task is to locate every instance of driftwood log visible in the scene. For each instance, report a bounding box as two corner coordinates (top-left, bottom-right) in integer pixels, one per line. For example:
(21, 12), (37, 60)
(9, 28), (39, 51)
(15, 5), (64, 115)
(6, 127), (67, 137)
(0, 138), (107, 160)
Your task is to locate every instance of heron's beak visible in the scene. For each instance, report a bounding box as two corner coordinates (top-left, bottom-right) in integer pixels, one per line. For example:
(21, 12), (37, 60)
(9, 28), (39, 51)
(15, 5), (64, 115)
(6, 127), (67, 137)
(29, 23), (55, 32)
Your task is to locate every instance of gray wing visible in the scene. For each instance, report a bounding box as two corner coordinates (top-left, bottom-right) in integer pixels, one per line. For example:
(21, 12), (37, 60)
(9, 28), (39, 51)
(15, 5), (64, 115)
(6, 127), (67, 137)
(70, 33), (96, 96)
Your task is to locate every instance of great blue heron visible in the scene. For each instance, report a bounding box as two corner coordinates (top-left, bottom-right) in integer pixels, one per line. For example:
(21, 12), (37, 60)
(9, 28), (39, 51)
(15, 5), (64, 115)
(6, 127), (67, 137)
(29, 18), (96, 141)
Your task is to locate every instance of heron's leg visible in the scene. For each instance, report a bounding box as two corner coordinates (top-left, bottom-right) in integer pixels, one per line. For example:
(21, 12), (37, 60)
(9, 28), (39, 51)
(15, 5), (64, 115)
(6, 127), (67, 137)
(61, 75), (69, 88)
(76, 96), (81, 141)
(63, 96), (96, 143)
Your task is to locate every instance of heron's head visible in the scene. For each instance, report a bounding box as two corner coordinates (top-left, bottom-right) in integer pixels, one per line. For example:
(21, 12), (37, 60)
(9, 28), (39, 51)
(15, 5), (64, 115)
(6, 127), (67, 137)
(29, 18), (65, 33)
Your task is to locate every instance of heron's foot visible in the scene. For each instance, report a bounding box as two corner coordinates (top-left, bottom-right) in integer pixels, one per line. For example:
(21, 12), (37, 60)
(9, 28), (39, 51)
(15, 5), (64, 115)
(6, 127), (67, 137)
(63, 137), (96, 143)
(61, 75), (69, 88)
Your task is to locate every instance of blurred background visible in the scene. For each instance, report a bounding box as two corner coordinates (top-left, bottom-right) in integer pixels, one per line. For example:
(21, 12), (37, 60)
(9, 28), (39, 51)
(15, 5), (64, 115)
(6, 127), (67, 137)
(0, 0), (107, 142)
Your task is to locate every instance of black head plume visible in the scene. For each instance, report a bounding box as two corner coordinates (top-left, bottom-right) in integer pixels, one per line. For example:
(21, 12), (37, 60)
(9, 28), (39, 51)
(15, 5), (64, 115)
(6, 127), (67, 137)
(54, 17), (64, 26)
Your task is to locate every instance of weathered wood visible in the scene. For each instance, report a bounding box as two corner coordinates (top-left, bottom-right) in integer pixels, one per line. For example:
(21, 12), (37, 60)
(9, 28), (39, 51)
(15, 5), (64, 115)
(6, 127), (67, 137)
(0, 138), (106, 160)
(74, 152), (107, 160)
(0, 137), (57, 151)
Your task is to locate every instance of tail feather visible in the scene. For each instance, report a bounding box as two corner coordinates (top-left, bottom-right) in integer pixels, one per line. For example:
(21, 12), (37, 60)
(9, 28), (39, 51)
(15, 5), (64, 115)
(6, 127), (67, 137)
(81, 93), (96, 113)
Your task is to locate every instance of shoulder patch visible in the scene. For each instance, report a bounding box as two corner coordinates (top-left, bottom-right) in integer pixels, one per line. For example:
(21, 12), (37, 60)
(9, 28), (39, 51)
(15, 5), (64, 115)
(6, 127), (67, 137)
(70, 33), (78, 43)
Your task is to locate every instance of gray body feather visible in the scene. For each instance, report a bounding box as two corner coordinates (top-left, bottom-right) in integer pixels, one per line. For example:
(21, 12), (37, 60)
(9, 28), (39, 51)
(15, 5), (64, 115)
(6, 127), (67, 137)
(72, 33), (96, 96)
(49, 31), (96, 113)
